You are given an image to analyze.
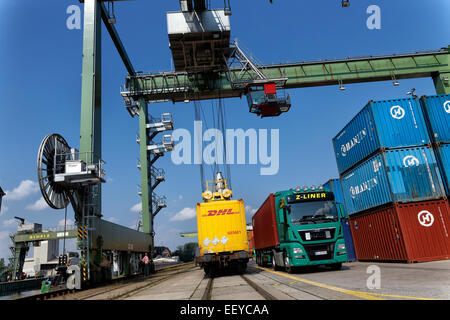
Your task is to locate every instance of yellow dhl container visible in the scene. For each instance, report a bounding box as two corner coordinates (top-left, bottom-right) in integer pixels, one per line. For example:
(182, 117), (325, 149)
(196, 199), (248, 257)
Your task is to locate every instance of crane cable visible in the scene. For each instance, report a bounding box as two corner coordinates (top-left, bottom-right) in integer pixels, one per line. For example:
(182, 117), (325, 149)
(194, 82), (231, 193)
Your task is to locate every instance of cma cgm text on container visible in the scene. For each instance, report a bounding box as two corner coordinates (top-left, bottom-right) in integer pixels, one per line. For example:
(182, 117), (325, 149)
(420, 94), (450, 144)
(340, 146), (446, 215)
(333, 98), (430, 175)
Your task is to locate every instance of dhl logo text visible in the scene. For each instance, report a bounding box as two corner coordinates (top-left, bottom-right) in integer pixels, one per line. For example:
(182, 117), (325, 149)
(203, 208), (239, 217)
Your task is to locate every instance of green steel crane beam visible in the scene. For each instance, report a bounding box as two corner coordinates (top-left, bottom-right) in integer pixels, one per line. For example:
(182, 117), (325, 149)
(138, 97), (154, 236)
(13, 229), (78, 243)
(77, 0), (155, 286)
(180, 232), (198, 238)
(99, 2), (135, 76)
(79, 1), (136, 218)
(80, 0), (102, 218)
(122, 46), (450, 103)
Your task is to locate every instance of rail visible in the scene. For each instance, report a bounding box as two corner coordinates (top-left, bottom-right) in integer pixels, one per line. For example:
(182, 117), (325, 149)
(11, 262), (193, 301)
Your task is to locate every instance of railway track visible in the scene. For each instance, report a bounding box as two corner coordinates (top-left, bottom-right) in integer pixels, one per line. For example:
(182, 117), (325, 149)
(47, 264), (311, 300)
(63, 262), (196, 300)
(15, 262), (194, 301)
(199, 273), (278, 301)
(11, 261), (445, 300)
(248, 267), (328, 300)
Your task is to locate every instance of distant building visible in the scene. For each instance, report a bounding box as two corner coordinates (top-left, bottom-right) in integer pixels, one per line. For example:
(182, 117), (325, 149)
(0, 187), (5, 213)
(22, 240), (60, 277)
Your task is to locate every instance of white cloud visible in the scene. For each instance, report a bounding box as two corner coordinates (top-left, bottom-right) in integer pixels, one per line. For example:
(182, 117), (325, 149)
(130, 202), (142, 212)
(245, 205), (257, 216)
(107, 217), (119, 223)
(154, 225), (190, 251)
(26, 197), (48, 211)
(58, 218), (74, 227)
(172, 195), (184, 203)
(170, 207), (196, 221)
(0, 230), (9, 240)
(0, 230), (12, 261)
(0, 205), (8, 215)
(3, 219), (16, 227)
(128, 218), (139, 230)
(245, 205), (258, 222)
(5, 180), (39, 201)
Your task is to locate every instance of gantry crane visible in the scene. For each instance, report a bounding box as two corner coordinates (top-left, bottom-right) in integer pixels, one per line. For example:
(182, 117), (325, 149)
(12, 0), (169, 287)
(122, 0), (449, 113)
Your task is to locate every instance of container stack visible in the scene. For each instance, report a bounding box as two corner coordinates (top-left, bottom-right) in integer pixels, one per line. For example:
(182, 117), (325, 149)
(332, 97), (450, 263)
(420, 94), (450, 196)
(323, 179), (357, 262)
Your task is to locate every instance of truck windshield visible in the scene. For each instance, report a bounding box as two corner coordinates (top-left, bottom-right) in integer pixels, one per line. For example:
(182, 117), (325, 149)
(288, 201), (338, 225)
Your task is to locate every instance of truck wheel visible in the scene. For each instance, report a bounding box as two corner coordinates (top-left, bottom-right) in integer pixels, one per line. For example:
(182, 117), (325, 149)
(284, 253), (294, 274)
(330, 263), (342, 270)
(272, 254), (281, 271)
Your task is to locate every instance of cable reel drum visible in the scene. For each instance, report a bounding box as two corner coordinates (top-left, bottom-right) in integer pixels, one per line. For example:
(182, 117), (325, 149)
(37, 133), (105, 220)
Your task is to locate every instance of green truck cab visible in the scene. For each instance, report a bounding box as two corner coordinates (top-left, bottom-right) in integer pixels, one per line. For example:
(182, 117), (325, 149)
(252, 187), (348, 272)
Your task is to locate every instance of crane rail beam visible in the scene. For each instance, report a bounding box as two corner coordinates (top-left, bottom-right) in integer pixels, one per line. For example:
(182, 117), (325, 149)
(13, 228), (78, 243)
(99, 2), (135, 76)
(122, 46), (450, 102)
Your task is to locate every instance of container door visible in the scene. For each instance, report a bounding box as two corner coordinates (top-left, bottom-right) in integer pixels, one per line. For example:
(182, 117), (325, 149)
(349, 207), (408, 262)
(420, 95), (450, 144)
(396, 200), (450, 263)
(370, 98), (430, 149)
(384, 147), (446, 203)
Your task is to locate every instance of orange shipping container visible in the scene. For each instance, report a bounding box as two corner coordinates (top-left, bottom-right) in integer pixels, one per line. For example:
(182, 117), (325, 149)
(349, 200), (450, 263)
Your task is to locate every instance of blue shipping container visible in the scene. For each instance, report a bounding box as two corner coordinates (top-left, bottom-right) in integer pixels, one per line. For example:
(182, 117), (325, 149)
(323, 179), (345, 205)
(341, 146), (445, 215)
(435, 143), (450, 196)
(333, 98), (430, 174)
(421, 94), (450, 144)
(329, 185), (357, 262)
(340, 218), (357, 262)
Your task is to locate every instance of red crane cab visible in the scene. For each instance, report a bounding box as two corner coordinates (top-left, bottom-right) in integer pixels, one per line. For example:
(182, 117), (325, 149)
(246, 82), (291, 118)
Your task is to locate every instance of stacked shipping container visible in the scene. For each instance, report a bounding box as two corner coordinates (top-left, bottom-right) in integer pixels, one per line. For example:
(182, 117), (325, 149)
(332, 96), (450, 263)
(421, 94), (450, 196)
(349, 200), (450, 263)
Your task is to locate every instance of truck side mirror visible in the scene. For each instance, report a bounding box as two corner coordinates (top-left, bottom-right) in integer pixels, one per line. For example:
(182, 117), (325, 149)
(282, 206), (290, 224)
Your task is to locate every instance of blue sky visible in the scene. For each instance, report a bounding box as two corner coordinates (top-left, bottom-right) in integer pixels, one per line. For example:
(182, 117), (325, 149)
(0, 0), (449, 260)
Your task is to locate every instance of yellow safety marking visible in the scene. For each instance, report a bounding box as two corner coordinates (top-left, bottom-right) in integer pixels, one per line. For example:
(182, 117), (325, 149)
(254, 266), (383, 300)
(289, 281), (298, 285)
(272, 283), (280, 287)
(362, 292), (438, 301)
(255, 266), (437, 301)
